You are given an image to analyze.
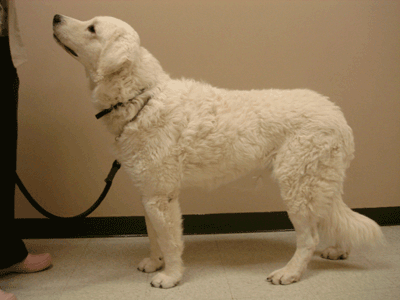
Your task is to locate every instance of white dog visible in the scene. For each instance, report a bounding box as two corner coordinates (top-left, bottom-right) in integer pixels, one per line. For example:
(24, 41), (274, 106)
(53, 15), (384, 288)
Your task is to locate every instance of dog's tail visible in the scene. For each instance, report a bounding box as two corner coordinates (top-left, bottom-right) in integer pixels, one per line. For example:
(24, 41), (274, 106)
(319, 200), (385, 250)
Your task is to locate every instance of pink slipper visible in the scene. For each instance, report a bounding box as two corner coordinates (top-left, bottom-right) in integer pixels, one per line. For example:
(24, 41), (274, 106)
(5, 253), (52, 274)
(0, 289), (17, 300)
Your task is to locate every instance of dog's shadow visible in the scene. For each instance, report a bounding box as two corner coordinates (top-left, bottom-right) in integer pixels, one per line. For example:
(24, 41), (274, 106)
(183, 235), (297, 272)
(181, 235), (390, 283)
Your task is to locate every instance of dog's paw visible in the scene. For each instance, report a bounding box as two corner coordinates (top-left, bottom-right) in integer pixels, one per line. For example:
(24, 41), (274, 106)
(138, 257), (164, 273)
(150, 272), (181, 289)
(321, 247), (349, 260)
(267, 267), (301, 285)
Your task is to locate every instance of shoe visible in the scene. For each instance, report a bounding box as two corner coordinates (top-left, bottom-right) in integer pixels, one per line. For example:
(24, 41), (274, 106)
(2, 253), (52, 274)
(0, 289), (17, 300)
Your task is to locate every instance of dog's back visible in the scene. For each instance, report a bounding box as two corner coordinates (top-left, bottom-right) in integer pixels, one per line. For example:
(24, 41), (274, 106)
(156, 81), (353, 190)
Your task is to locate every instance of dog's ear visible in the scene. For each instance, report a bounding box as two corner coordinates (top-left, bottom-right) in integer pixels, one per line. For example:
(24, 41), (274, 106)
(96, 30), (138, 78)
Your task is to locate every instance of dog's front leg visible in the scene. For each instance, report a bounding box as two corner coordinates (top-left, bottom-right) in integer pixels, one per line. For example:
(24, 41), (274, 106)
(142, 195), (184, 288)
(138, 210), (165, 273)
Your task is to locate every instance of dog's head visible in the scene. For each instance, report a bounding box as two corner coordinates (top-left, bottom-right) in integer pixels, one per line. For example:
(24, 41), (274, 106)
(53, 15), (140, 82)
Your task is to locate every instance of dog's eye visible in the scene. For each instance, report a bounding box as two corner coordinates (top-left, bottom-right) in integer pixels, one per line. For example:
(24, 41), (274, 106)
(88, 25), (96, 33)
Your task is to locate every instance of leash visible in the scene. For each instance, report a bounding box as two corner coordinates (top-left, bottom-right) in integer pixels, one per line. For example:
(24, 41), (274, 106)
(16, 88), (150, 219)
(15, 160), (121, 219)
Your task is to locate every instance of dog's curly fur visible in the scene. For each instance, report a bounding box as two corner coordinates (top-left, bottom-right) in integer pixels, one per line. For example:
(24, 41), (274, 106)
(53, 15), (384, 288)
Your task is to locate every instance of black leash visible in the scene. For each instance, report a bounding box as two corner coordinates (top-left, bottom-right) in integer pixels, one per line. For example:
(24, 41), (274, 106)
(16, 89), (150, 219)
(15, 160), (121, 219)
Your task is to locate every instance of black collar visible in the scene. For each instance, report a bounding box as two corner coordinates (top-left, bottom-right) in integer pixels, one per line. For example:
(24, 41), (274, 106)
(95, 88), (147, 120)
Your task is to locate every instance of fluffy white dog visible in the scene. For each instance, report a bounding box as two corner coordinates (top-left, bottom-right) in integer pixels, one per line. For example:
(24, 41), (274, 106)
(53, 15), (384, 288)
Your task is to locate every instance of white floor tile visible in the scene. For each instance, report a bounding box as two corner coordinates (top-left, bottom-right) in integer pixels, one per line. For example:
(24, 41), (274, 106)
(0, 226), (398, 300)
(10, 289), (63, 300)
(322, 287), (400, 300)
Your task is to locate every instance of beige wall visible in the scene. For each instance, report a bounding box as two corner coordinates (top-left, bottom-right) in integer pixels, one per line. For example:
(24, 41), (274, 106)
(14, 0), (400, 219)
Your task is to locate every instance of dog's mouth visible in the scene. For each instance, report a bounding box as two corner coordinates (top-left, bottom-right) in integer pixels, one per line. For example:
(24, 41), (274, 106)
(53, 34), (78, 57)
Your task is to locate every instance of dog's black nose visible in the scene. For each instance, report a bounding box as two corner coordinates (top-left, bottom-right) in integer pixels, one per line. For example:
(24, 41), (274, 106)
(53, 14), (62, 25)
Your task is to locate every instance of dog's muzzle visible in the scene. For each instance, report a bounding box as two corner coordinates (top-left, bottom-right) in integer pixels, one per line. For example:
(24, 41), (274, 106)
(53, 14), (78, 57)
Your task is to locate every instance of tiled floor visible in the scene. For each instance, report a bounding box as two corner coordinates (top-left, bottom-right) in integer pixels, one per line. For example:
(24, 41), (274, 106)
(1, 226), (399, 300)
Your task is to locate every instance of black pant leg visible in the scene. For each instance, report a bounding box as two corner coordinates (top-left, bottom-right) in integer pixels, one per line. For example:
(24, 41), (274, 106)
(0, 37), (28, 269)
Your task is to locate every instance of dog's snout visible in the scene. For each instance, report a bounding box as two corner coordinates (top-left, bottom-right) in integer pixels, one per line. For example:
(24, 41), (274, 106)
(53, 14), (63, 25)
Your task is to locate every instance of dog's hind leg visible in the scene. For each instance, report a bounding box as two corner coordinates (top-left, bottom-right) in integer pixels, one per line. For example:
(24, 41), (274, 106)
(142, 195), (184, 289)
(138, 211), (165, 272)
(267, 136), (335, 285)
(267, 211), (319, 285)
(321, 244), (349, 260)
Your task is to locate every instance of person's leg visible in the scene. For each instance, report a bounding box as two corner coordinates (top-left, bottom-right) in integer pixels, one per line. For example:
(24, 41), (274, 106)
(0, 36), (29, 270)
(0, 238), (28, 270)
